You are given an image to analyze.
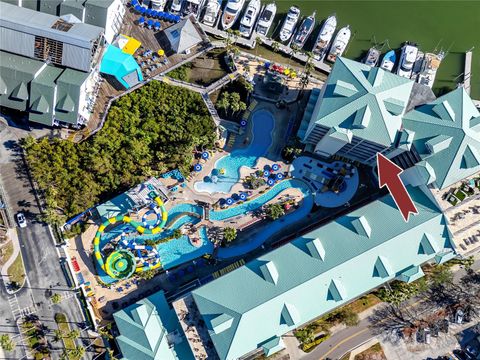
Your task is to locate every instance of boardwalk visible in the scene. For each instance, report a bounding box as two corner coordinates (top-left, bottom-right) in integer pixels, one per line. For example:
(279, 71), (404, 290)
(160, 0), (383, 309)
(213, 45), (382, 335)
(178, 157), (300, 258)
(464, 51), (473, 95)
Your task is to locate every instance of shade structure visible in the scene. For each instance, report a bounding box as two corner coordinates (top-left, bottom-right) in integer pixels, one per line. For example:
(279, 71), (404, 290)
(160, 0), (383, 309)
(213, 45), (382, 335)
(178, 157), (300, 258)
(201, 151), (209, 159)
(147, 19), (154, 28)
(239, 193), (247, 201)
(272, 163), (280, 171)
(240, 120), (247, 127)
(267, 178), (275, 186)
(194, 163), (202, 172)
(157, 49), (165, 56)
(138, 16), (145, 25)
(131, 0), (138, 6)
(139, 6), (147, 14)
(264, 62), (271, 69)
(276, 173), (284, 180)
(226, 198), (234, 206)
(134, 4), (141, 12)
(154, 21), (161, 30)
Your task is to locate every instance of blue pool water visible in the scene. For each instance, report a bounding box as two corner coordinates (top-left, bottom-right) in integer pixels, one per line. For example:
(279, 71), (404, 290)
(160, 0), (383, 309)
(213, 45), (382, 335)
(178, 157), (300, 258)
(194, 110), (275, 194)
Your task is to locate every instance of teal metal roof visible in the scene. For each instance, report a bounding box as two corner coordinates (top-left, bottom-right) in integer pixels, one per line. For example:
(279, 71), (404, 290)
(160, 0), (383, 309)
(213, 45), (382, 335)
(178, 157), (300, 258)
(55, 69), (88, 124)
(402, 87), (480, 189)
(100, 45), (143, 89)
(191, 187), (454, 360)
(113, 290), (194, 360)
(305, 57), (414, 147)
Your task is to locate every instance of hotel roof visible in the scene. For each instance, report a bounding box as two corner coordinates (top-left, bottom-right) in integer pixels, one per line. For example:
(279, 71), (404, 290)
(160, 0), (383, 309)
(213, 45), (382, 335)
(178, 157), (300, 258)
(309, 57), (414, 147)
(402, 87), (480, 189)
(191, 187), (454, 360)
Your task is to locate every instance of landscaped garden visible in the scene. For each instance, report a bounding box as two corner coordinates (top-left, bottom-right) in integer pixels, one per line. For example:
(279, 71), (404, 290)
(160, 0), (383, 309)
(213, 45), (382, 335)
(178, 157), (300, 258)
(7, 252), (25, 287)
(445, 177), (480, 206)
(22, 81), (217, 224)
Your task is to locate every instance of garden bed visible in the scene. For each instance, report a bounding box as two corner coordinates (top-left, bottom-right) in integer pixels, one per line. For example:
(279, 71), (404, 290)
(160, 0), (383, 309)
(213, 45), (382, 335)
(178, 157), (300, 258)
(354, 342), (387, 360)
(7, 252), (25, 285)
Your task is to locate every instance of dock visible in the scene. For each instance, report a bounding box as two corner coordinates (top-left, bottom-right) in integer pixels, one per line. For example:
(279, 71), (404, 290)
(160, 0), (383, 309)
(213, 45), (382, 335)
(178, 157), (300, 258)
(199, 24), (332, 74)
(463, 51), (473, 95)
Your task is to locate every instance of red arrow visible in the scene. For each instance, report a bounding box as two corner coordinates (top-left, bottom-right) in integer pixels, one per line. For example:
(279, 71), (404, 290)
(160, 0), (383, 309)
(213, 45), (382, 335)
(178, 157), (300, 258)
(376, 153), (418, 222)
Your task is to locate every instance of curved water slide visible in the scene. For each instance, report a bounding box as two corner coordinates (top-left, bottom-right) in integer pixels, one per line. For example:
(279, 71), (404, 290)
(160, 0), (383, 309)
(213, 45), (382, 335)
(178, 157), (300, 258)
(93, 197), (167, 279)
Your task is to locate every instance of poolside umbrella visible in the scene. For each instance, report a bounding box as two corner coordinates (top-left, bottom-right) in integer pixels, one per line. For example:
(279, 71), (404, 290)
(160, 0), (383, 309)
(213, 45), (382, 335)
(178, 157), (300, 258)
(134, 4), (142, 12)
(130, 0), (138, 6)
(157, 49), (165, 56)
(263, 170), (270, 177)
(240, 120), (247, 127)
(219, 168), (226, 175)
(201, 151), (209, 160)
(284, 68), (291, 76)
(175, 15), (181, 22)
(139, 6), (147, 14)
(264, 62), (271, 69)
(154, 21), (161, 30)
(147, 19), (154, 28)
(272, 163), (280, 171)
(267, 178), (275, 186)
(203, 176), (211, 182)
(219, 198), (226, 206)
(138, 16), (145, 25)
(226, 198), (234, 206)
(276, 173), (284, 180)
(239, 193), (247, 201)
(194, 163), (202, 172)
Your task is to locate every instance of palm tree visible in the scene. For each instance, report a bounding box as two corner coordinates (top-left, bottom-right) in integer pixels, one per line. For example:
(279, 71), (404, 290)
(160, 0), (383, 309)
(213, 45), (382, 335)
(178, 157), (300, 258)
(53, 329), (63, 342)
(0, 334), (15, 352)
(216, 92), (230, 117)
(223, 227), (237, 243)
(51, 293), (62, 304)
(68, 346), (85, 360)
(271, 41), (280, 53)
(289, 44), (300, 66)
(265, 203), (285, 220)
(255, 36), (263, 57)
(66, 329), (80, 341)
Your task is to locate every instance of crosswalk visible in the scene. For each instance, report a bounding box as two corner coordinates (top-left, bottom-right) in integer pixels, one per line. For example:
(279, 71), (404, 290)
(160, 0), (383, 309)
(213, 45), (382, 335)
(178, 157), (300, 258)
(7, 294), (36, 319)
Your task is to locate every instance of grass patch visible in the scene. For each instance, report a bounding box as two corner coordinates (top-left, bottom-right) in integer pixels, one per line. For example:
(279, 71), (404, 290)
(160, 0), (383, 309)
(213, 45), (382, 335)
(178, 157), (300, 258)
(55, 313), (76, 351)
(343, 294), (381, 314)
(0, 241), (14, 266)
(454, 190), (467, 201)
(354, 342), (386, 360)
(7, 253), (25, 285)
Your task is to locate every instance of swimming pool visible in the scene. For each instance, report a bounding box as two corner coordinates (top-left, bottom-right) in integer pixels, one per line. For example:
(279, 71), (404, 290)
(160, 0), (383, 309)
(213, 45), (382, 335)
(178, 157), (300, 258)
(194, 110), (275, 194)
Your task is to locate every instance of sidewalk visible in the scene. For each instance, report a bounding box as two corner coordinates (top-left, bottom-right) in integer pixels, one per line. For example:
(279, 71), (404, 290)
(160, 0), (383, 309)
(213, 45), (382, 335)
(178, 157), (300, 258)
(0, 228), (25, 294)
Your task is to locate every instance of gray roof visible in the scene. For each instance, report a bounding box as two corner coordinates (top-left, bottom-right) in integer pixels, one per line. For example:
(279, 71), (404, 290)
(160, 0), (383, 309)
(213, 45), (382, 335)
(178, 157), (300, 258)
(164, 16), (203, 54)
(84, 0), (113, 28)
(30, 65), (63, 125)
(54, 68), (88, 124)
(0, 2), (103, 49)
(59, 0), (86, 20)
(0, 50), (45, 111)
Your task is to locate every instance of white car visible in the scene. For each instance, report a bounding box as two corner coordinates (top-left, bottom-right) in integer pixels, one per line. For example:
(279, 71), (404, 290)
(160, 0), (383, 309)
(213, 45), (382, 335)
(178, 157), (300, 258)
(16, 212), (27, 228)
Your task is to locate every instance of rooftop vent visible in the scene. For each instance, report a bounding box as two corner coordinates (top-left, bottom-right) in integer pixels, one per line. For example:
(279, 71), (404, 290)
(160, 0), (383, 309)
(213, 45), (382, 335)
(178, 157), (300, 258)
(51, 19), (74, 32)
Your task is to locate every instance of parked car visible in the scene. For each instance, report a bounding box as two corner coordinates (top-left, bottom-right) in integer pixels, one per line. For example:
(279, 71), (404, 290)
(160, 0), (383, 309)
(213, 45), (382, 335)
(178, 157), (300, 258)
(16, 212), (27, 228)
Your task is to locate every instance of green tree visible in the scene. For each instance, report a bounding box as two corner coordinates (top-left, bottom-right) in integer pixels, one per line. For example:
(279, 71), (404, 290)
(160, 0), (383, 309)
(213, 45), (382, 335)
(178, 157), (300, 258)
(68, 346), (85, 360)
(429, 265), (453, 286)
(172, 229), (182, 239)
(289, 44), (300, 66)
(53, 329), (63, 342)
(271, 41), (280, 53)
(265, 203), (285, 220)
(223, 227), (237, 243)
(294, 325), (315, 344)
(66, 329), (80, 341)
(0, 334), (15, 352)
(51, 293), (62, 304)
(137, 269), (158, 280)
(216, 92), (230, 116)
(255, 36), (262, 57)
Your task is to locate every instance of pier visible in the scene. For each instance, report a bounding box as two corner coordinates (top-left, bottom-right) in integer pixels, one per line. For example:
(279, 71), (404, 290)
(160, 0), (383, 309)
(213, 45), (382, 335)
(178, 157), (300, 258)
(463, 50), (473, 95)
(200, 24), (332, 74)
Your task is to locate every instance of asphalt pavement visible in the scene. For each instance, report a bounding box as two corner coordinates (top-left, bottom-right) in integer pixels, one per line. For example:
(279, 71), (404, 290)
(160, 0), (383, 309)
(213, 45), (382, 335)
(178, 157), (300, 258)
(0, 115), (94, 360)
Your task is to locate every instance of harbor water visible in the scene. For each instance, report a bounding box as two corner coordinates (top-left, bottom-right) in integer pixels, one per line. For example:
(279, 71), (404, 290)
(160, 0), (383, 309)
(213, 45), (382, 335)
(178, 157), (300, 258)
(265, 0), (479, 98)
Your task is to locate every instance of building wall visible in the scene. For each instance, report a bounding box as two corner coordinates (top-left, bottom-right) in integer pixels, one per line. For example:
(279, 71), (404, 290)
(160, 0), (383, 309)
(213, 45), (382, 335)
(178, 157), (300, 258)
(104, 0), (125, 43)
(61, 43), (93, 73)
(0, 26), (35, 58)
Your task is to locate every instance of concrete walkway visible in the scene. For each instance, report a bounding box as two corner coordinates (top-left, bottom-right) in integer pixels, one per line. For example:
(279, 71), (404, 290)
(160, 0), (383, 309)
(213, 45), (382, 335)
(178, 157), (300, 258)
(0, 229), (24, 294)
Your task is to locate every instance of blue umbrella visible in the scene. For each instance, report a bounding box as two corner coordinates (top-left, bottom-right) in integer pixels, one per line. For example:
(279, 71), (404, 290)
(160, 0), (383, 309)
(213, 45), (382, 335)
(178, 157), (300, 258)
(219, 198), (226, 206)
(154, 21), (161, 30)
(175, 15), (181, 22)
(194, 163), (202, 172)
(147, 19), (154, 28)
(272, 163), (280, 171)
(232, 193), (239, 200)
(239, 193), (247, 201)
(139, 6), (147, 14)
(240, 120), (247, 127)
(263, 170), (270, 177)
(267, 179), (275, 186)
(138, 16), (145, 25)
(157, 11), (165, 19)
(201, 151), (209, 159)
(131, 0), (138, 6)
(134, 4), (142, 12)
(264, 62), (271, 69)
(226, 198), (234, 206)
(276, 173), (284, 180)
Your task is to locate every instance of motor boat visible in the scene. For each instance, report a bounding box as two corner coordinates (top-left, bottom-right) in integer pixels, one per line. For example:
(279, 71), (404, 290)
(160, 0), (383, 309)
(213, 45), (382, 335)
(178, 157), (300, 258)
(410, 50), (424, 80)
(182, 0), (205, 17)
(255, 2), (276, 36)
(312, 14), (336, 60)
(417, 51), (444, 88)
(170, 0), (184, 13)
(326, 25), (351, 63)
(397, 43), (419, 78)
(202, 0), (222, 26)
(291, 11), (315, 49)
(380, 50), (396, 72)
(239, 0), (261, 38)
(364, 47), (380, 67)
(221, 0), (246, 30)
(279, 6), (300, 43)
(151, 0), (167, 10)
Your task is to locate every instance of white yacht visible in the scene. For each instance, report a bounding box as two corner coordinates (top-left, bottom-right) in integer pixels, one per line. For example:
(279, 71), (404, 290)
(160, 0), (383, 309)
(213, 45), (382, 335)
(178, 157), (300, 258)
(239, 0), (261, 38)
(291, 11), (315, 49)
(397, 43), (418, 78)
(256, 2), (276, 36)
(221, 0), (246, 30)
(410, 50), (424, 80)
(417, 51), (445, 88)
(312, 14), (337, 60)
(326, 25), (351, 63)
(279, 6), (300, 43)
(151, 0), (167, 10)
(170, 0), (184, 13)
(202, 0), (222, 26)
(182, 0), (205, 17)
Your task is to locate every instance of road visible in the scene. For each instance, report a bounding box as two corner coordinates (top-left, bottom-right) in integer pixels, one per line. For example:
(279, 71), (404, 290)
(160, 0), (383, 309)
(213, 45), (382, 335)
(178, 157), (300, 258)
(0, 116), (94, 359)
(306, 258), (480, 360)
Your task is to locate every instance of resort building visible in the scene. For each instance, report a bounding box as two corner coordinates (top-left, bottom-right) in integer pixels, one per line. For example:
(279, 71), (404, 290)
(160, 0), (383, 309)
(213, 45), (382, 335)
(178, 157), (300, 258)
(0, 50), (99, 127)
(299, 57), (416, 166)
(173, 186), (455, 360)
(1, 0), (126, 43)
(113, 290), (194, 360)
